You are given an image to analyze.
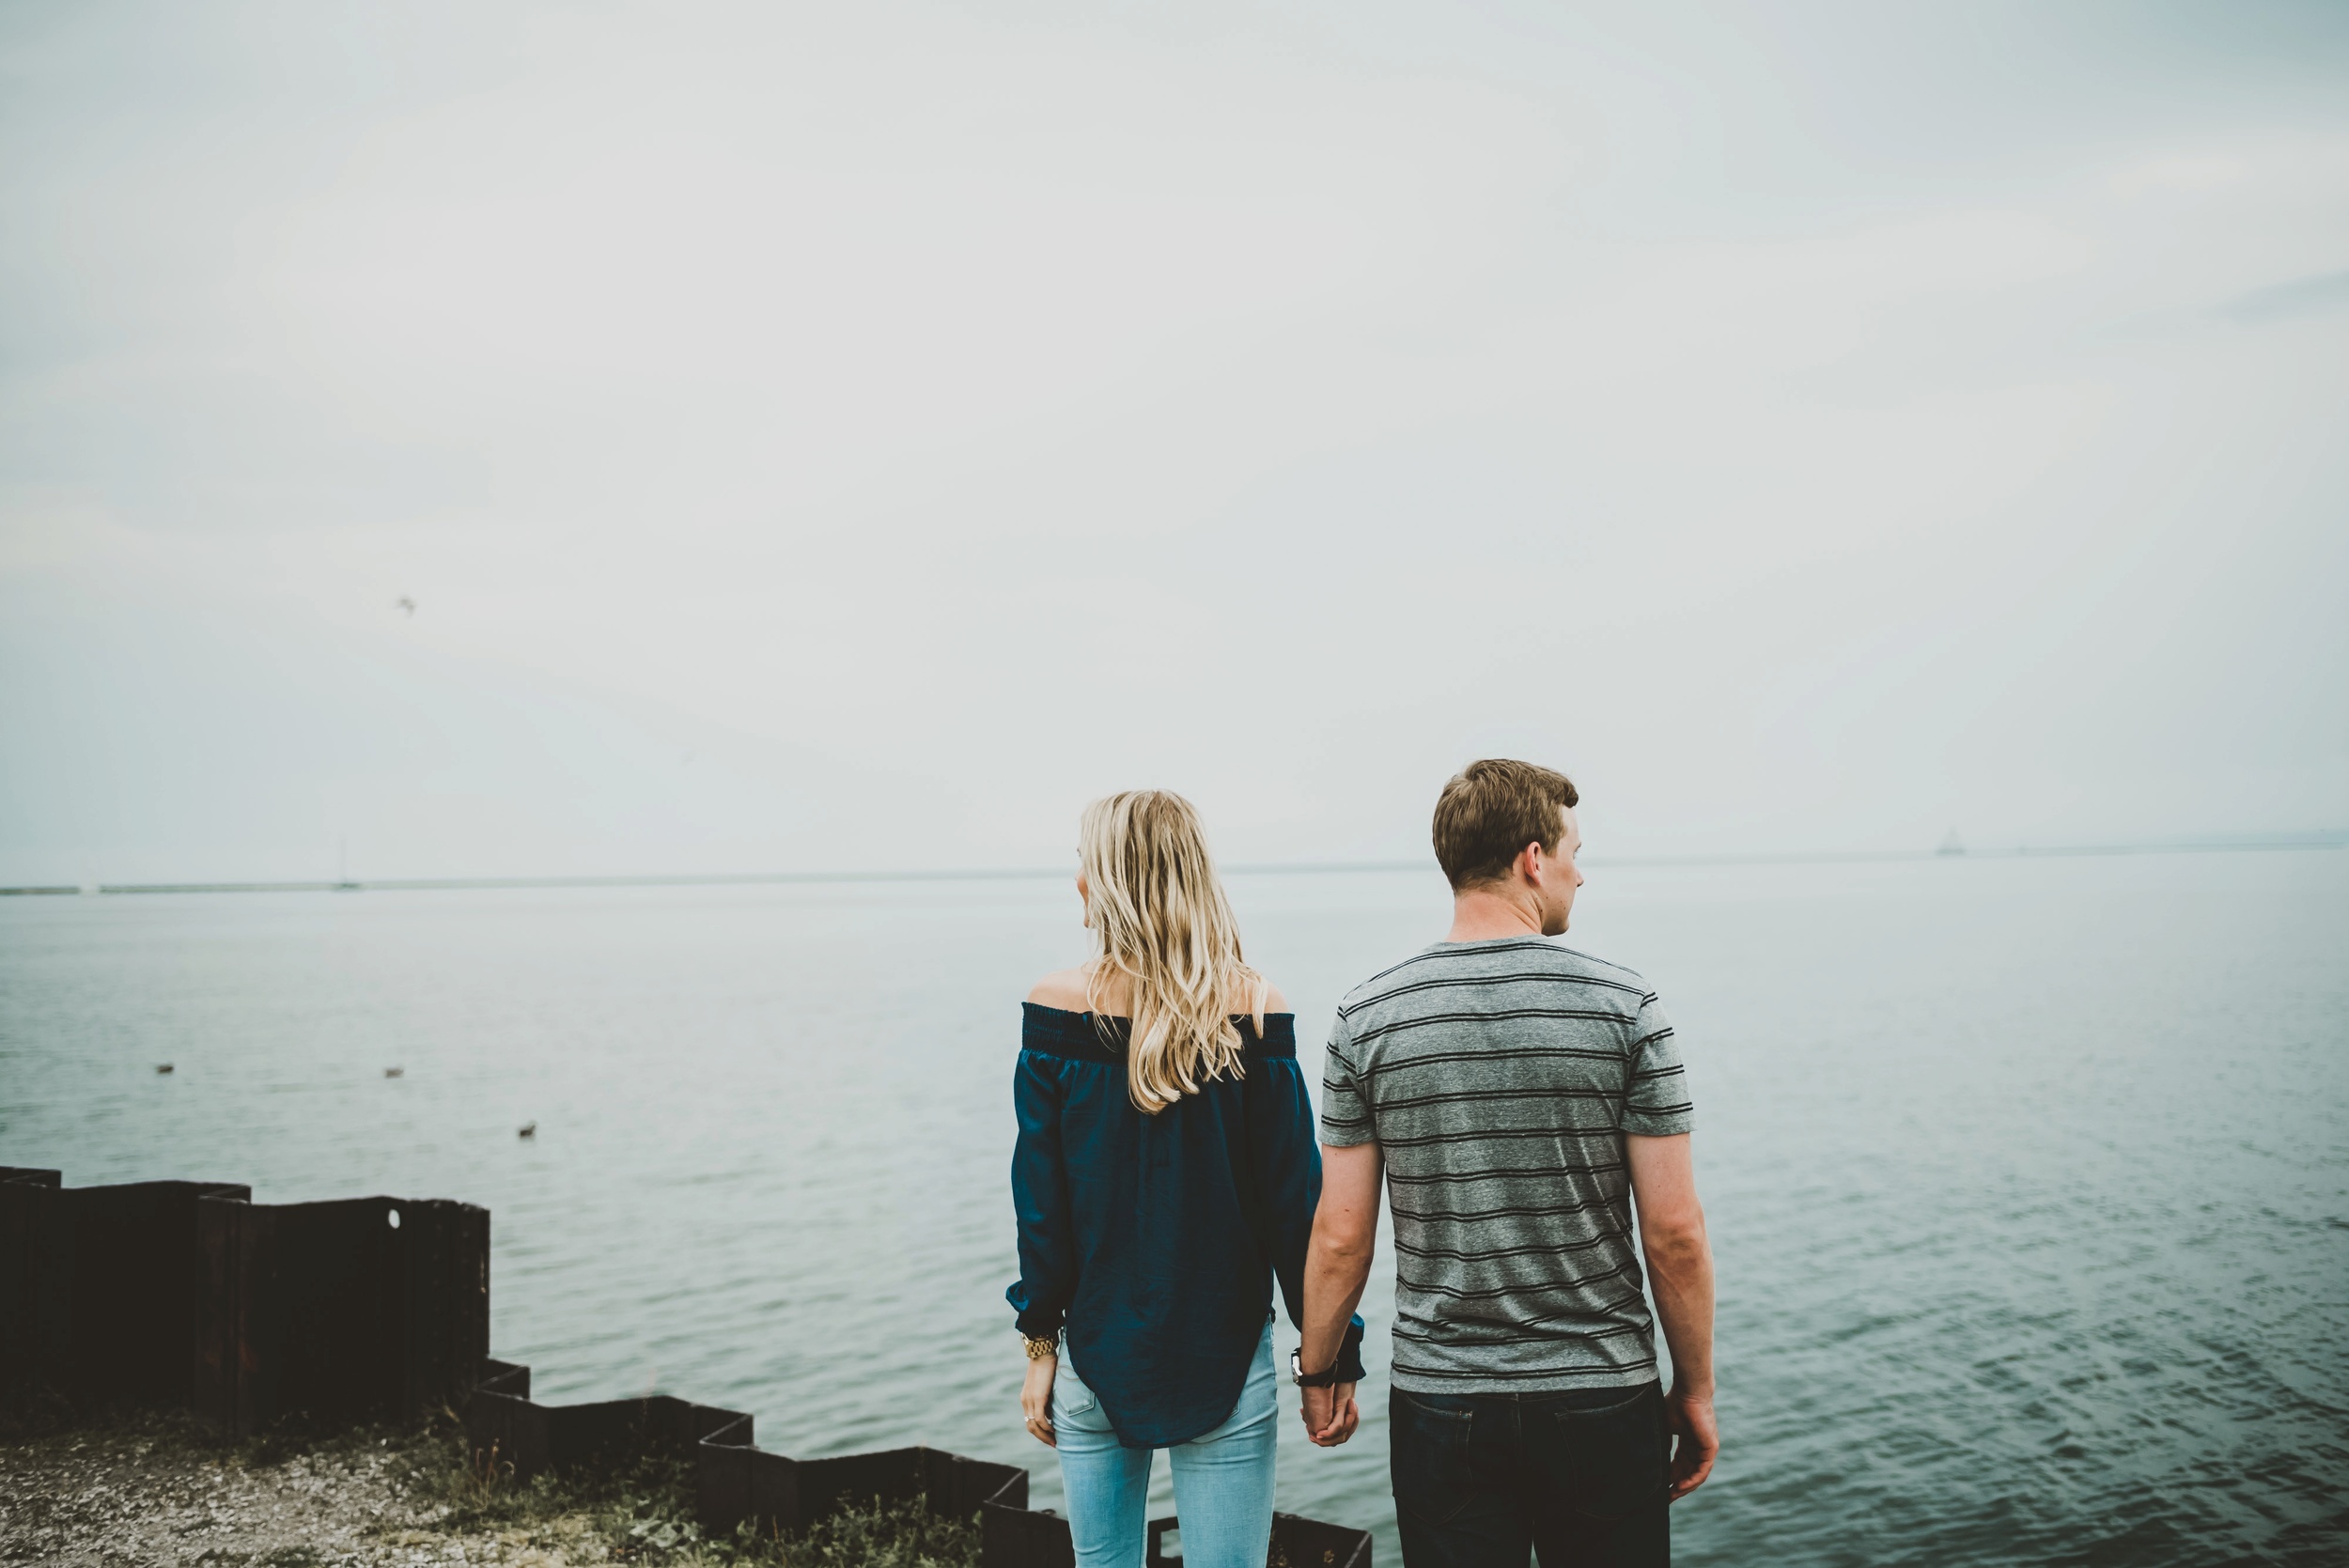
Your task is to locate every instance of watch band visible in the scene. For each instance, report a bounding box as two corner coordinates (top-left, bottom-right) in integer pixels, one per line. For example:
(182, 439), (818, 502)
(1289, 1348), (1344, 1388)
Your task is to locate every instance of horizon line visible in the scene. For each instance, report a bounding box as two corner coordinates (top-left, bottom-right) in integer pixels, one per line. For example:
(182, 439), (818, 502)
(3, 831), (2342, 897)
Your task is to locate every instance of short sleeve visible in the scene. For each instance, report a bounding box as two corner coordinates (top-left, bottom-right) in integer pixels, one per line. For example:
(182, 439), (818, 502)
(1319, 1014), (1377, 1147)
(1621, 990), (1694, 1136)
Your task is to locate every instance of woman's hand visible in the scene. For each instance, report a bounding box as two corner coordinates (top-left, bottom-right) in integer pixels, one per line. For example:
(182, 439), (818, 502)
(1021, 1351), (1058, 1447)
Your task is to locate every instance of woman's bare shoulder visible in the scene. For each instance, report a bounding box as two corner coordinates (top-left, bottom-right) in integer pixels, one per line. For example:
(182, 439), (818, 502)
(1027, 968), (1094, 1012)
(1237, 971), (1290, 1015)
(1026, 966), (1285, 1014)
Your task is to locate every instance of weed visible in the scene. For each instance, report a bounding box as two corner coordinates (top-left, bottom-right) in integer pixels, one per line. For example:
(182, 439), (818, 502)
(401, 1429), (979, 1568)
(770, 1496), (981, 1568)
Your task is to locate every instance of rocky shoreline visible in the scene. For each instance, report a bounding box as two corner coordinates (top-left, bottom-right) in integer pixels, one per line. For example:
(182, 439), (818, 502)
(0, 1416), (974, 1568)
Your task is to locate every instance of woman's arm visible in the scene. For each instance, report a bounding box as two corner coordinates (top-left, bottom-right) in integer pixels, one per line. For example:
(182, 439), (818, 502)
(1248, 1037), (1366, 1384)
(1252, 1054), (1322, 1327)
(1007, 1050), (1076, 1338)
(1007, 1048), (1074, 1447)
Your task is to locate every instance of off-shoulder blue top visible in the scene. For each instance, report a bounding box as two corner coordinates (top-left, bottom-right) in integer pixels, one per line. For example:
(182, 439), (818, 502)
(1006, 1002), (1365, 1449)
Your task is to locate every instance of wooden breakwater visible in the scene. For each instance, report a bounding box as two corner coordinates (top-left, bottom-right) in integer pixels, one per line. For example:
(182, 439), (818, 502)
(0, 1168), (1371, 1568)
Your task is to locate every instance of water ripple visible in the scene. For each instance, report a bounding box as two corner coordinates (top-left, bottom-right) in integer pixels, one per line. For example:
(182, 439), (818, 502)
(3, 854), (2343, 1565)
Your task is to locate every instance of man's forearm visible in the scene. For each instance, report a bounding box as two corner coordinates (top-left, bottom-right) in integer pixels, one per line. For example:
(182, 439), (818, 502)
(1644, 1230), (1715, 1396)
(1299, 1234), (1373, 1373)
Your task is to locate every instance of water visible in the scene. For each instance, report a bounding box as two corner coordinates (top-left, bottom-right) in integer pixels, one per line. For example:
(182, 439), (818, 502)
(3, 851), (2344, 1565)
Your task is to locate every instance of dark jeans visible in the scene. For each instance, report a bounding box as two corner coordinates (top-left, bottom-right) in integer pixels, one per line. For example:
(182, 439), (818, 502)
(1390, 1382), (1671, 1568)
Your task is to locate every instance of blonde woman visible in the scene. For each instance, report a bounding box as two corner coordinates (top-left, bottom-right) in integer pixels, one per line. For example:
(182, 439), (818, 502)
(1008, 791), (1364, 1568)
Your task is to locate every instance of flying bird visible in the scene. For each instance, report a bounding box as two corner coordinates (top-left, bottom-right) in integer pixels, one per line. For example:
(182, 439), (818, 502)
(396, 597), (415, 617)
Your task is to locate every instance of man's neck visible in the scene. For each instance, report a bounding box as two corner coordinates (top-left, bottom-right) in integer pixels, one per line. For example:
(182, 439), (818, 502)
(1445, 886), (1545, 943)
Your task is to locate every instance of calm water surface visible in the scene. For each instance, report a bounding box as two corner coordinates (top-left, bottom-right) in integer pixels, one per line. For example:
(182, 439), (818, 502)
(4, 852), (2344, 1565)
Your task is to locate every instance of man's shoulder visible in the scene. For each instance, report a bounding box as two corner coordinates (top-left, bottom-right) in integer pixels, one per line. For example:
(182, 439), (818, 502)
(1547, 942), (1653, 1000)
(1335, 939), (1651, 1026)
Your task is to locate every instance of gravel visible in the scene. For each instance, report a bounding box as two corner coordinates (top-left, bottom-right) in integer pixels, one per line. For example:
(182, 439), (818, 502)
(0, 1420), (620, 1568)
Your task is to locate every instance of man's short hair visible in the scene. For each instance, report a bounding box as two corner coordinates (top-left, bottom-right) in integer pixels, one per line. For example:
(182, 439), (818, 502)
(1432, 759), (1579, 891)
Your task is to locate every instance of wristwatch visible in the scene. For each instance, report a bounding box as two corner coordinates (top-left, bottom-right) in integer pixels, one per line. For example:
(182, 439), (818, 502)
(1022, 1334), (1059, 1360)
(1289, 1349), (1344, 1388)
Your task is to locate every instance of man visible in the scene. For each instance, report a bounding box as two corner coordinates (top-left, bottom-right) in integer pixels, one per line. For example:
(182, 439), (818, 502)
(1294, 758), (1717, 1568)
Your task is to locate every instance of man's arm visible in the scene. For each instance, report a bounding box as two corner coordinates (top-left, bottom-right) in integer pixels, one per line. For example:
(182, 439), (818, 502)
(1627, 1132), (1717, 1500)
(1299, 1141), (1381, 1446)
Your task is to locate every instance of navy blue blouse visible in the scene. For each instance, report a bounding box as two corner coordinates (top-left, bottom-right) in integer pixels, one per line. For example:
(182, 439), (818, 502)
(1007, 1003), (1365, 1449)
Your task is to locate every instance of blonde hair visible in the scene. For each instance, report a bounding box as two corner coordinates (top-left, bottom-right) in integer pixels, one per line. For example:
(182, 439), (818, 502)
(1080, 790), (1267, 1115)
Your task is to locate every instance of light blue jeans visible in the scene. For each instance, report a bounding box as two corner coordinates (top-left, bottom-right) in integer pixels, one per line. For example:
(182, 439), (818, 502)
(1052, 1325), (1279, 1568)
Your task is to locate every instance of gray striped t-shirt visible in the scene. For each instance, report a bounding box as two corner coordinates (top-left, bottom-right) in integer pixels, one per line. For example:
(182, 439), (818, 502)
(1320, 936), (1694, 1392)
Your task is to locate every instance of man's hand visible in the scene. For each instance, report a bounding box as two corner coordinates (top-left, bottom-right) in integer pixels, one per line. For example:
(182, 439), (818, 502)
(1299, 1381), (1359, 1446)
(1020, 1353), (1057, 1448)
(1664, 1388), (1717, 1500)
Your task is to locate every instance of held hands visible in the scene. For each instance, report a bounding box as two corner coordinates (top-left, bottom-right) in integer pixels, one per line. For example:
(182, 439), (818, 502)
(1664, 1387), (1718, 1500)
(1299, 1381), (1359, 1447)
(1020, 1351), (1058, 1448)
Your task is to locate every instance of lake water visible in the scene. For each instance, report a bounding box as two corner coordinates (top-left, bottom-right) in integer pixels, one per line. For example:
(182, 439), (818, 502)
(3, 850), (2344, 1566)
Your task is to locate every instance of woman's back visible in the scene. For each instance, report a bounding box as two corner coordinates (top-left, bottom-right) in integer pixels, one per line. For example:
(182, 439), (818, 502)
(1010, 985), (1312, 1447)
(1005, 789), (1361, 1568)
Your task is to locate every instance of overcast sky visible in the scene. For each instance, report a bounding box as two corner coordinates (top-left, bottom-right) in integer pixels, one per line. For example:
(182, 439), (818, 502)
(2, 0), (2344, 882)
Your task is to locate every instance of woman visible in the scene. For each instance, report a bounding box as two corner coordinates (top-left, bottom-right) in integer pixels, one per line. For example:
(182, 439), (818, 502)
(1007, 790), (1363, 1568)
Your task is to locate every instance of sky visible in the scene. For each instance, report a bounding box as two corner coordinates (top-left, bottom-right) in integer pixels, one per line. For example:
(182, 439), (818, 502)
(2, 0), (2345, 882)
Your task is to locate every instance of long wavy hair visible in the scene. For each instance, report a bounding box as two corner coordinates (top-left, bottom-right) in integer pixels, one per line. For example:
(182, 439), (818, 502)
(1080, 790), (1267, 1115)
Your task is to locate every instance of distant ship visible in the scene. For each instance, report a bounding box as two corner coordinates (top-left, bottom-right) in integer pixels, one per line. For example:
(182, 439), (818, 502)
(1937, 829), (1967, 857)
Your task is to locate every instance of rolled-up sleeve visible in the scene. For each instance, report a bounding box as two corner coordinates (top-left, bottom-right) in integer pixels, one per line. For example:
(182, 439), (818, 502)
(1006, 1050), (1077, 1339)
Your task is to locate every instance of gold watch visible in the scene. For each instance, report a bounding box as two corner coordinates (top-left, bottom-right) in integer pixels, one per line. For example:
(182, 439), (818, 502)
(1022, 1334), (1058, 1360)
